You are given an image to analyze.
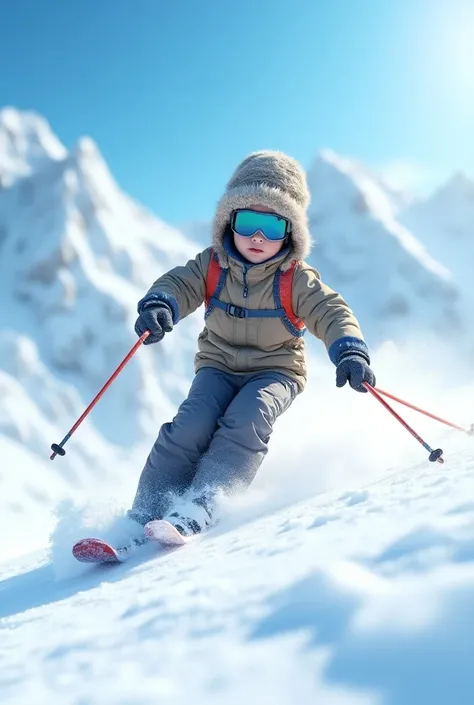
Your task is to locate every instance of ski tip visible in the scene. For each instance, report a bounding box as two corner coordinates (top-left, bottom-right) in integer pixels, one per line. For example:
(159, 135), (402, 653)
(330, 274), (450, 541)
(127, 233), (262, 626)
(144, 520), (187, 547)
(72, 538), (123, 564)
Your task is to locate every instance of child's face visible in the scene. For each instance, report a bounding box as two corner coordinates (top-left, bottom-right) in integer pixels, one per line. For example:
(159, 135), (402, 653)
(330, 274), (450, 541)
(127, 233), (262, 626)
(232, 204), (286, 264)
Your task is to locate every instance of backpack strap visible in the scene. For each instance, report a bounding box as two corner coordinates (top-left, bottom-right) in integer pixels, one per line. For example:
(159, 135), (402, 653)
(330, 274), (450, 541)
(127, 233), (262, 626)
(205, 249), (222, 307)
(205, 249), (306, 337)
(274, 262), (306, 337)
(205, 248), (229, 318)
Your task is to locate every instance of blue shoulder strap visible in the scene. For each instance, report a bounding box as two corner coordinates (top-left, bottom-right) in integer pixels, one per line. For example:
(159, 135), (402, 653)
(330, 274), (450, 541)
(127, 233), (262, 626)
(205, 256), (305, 337)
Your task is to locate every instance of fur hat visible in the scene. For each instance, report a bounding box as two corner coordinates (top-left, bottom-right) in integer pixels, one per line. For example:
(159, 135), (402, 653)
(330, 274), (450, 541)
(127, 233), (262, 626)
(212, 150), (312, 270)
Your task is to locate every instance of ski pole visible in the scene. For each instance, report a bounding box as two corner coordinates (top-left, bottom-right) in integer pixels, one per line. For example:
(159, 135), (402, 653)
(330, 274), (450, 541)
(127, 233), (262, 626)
(362, 382), (444, 464)
(50, 330), (150, 460)
(374, 387), (474, 436)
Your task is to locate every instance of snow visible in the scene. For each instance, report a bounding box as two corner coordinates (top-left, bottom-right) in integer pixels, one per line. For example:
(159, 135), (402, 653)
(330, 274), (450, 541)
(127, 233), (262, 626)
(1, 337), (474, 704)
(400, 171), (474, 307)
(0, 110), (202, 453)
(1, 369), (474, 704)
(305, 151), (463, 346)
(0, 107), (66, 186)
(1, 108), (474, 703)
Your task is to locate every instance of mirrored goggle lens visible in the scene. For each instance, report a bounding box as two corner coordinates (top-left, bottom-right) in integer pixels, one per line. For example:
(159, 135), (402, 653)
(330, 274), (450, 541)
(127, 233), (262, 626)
(232, 210), (289, 241)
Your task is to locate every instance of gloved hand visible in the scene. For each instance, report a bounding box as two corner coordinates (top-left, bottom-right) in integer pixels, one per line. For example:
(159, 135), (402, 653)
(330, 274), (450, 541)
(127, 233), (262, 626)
(134, 301), (174, 344)
(336, 353), (376, 393)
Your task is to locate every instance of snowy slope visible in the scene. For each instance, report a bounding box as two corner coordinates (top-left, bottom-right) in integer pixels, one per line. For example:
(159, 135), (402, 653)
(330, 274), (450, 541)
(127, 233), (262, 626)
(1, 373), (473, 704)
(0, 329), (139, 558)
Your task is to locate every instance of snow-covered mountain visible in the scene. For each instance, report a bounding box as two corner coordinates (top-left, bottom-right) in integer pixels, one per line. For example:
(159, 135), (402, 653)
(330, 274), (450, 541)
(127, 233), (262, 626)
(0, 108), (204, 551)
(0, 107), (66, 187)
(0, 111), (203, 447)
(306, 150), (463, 344)
(399, 171), (474, 306)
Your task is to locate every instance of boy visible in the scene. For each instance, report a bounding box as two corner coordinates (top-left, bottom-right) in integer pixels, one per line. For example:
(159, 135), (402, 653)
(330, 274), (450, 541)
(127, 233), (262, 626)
(129, 151), (375, 535)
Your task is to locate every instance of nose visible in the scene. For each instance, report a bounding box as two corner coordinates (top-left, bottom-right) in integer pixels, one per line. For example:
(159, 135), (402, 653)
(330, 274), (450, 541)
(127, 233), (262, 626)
(251, 231), (264, 242)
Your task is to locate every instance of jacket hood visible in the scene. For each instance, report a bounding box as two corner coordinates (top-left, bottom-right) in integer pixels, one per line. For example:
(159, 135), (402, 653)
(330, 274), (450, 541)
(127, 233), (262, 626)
(211, 151), (312, 271)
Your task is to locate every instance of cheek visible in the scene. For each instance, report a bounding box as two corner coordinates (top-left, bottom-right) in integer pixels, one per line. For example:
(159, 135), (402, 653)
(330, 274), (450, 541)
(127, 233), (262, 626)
(267, 240), (284, 256)
(233, 234), (246, 252)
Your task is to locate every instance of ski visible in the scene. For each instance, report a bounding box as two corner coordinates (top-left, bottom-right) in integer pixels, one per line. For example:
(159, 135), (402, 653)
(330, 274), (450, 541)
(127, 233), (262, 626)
(72, 520), (187, 564)
(144, 519), (188, 547)
(72, 537), (128, 564)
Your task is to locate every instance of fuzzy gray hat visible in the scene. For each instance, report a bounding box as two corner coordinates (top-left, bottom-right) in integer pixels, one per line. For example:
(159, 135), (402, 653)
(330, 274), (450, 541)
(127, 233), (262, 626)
(212, 150), (312, 270)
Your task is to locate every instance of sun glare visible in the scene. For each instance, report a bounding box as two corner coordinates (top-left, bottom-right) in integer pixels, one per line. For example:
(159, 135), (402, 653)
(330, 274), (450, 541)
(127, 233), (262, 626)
(448, 23), (474, 84)
(429, 9), (474, 110)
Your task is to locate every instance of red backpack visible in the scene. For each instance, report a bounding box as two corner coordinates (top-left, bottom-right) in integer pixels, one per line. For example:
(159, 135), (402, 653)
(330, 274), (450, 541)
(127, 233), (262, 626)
(205, 248), (306, 337)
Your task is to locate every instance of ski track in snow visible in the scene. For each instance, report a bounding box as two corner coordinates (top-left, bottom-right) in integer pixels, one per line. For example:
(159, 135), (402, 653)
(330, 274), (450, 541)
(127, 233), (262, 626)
(1, 435), (474, 705)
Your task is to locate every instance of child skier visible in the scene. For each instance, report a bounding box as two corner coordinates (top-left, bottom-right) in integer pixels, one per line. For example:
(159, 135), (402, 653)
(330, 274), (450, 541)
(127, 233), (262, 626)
(129, 151), (376, 536)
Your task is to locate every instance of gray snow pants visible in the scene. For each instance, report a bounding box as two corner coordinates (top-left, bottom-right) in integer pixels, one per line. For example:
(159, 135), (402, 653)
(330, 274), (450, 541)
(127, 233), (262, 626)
(129, 367), (299, 525)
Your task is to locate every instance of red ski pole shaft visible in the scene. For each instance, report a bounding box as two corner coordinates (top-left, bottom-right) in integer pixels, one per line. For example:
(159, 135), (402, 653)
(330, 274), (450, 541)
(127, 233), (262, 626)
(50, 331), (150, 460)
(374, 387), (473, 436)
(362, 382), (444, 464)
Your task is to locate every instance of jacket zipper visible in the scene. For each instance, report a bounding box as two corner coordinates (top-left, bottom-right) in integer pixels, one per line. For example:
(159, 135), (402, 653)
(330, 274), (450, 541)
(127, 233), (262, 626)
(242, 266), (249, 298)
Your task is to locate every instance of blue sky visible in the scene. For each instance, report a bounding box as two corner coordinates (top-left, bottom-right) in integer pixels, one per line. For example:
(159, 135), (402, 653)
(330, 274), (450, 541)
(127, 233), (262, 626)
(0, 0), (473, 224)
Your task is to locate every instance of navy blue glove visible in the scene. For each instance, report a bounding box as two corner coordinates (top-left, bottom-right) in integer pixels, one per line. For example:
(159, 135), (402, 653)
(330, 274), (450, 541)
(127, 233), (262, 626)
(134, 301), (174, 344)
(336, 353), (376, 393)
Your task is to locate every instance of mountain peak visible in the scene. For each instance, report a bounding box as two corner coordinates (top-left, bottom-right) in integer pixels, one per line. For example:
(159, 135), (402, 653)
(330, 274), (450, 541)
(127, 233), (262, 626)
(433, 171), (474, 201)
(0, 107), (66, 186)
(312, 149), (410, 214)
(64, 135), (120, 208)
(308, 148), (399, 224)
(317, 148), (358, 173)
(72, 136), (100, 159)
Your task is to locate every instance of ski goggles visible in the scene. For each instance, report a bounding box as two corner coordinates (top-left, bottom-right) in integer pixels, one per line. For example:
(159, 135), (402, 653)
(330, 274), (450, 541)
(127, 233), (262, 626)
(231, 209), (291, 242)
